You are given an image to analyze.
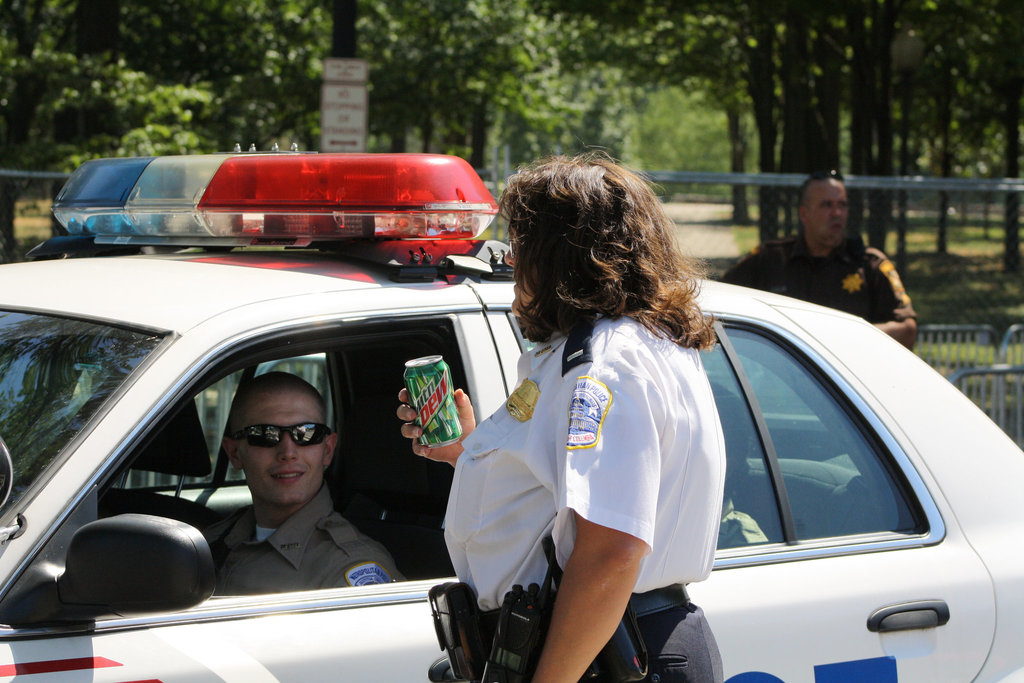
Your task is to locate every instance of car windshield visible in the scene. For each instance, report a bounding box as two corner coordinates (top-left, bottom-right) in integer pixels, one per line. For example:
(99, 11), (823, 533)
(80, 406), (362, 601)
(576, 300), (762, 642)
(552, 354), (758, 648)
(0, 310), (163, 516)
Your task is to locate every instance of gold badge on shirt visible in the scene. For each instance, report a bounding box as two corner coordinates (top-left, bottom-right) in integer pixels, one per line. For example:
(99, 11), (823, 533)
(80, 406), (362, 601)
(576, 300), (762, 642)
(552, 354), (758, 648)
(842, 272), (864, 293)
(506, 379), (540, 422)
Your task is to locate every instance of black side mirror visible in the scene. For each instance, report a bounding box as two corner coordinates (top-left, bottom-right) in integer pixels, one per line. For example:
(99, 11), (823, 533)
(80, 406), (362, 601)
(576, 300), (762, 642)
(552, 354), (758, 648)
(2, 514), (215, 626)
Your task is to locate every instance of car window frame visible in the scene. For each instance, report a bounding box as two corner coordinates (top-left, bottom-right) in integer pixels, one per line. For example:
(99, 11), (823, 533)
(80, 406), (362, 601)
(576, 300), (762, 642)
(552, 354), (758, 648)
(710, 315), (945, 569)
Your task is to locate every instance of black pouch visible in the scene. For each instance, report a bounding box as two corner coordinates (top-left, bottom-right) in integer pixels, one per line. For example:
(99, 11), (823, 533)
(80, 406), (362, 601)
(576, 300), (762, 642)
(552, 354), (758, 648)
(428, 581), (488, 682)
(586, 603), (648, 681)
(541, 537), (649, 683)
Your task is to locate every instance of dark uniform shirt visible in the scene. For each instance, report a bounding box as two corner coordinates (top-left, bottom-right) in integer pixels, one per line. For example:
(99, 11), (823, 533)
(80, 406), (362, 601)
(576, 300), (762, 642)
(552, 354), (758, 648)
(721, 235), (915, 324)
(203, 485), (403, 595)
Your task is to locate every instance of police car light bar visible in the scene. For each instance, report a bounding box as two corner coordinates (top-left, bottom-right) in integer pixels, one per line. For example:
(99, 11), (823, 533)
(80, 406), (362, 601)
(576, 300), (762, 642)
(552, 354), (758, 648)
(51, 153), (499, 246)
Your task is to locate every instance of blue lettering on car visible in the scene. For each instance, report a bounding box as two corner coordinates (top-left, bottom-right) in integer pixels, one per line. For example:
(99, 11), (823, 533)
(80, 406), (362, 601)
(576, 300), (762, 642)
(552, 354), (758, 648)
(726, 656), (898, 682)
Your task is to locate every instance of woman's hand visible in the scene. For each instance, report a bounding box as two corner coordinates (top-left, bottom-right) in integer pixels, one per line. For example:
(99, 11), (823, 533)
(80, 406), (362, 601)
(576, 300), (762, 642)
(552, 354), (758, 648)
(396, 387), (476, 467)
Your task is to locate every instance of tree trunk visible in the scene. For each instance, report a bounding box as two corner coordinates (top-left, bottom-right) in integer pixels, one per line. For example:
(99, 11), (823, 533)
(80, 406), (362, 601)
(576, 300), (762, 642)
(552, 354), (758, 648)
(1003, 76), (1022, 272)
(727, 109), (750, 225)
(811, 28), (842, 172)
(937, 63), (954, 255)
(469, 101), (488, 170)
(845, 4), (873, 238)
(389, 129), (407, 153)
(779, 12), (809, 175)
(744, 20), (780, 241)
(865, 0), (897, 252)
(55, 0), (122, 145)
(0, 180), (16, 264)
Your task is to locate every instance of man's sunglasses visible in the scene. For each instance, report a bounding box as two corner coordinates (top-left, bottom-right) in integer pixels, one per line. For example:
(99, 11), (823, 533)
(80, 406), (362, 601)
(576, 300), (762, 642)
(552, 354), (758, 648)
(230, 422), (332, 447)
(809, 169), (844, 181)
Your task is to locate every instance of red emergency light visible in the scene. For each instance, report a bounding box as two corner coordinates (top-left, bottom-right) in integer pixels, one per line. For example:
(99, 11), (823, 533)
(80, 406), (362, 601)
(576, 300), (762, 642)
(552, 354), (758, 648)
(52, 153), (499, 246)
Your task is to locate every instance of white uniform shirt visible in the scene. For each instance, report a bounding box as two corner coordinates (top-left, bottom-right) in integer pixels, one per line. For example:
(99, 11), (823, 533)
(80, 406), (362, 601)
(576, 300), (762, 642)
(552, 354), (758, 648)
(446, 316), (726, 610)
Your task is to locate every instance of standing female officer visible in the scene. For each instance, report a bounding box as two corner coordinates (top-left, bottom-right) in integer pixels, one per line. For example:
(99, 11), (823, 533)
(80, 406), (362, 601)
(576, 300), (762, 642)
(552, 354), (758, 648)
(399, 154), (726, 682)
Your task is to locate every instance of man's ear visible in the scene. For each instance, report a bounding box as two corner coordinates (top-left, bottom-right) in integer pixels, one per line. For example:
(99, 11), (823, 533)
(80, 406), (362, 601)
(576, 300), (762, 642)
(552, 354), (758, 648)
(321, 432), (338, 469)
(223, 436), (243, 470)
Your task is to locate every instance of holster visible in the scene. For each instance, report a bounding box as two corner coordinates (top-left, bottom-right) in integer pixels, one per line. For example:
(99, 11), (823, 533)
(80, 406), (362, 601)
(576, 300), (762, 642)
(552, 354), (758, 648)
(430, 537), (649, 683)
(583, 601), (648, 681)
(545, 536), (649, 683)
(428, 581), (488, 682)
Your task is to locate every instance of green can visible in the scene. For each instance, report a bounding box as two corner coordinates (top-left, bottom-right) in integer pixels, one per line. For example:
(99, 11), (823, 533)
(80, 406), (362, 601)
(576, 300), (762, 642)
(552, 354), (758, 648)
(404, 355), (463, 447)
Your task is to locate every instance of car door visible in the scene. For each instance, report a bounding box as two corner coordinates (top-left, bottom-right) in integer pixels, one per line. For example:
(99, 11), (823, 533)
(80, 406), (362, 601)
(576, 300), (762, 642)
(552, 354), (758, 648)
(0, 309), (508, 681)
(697, 321), (995, 683)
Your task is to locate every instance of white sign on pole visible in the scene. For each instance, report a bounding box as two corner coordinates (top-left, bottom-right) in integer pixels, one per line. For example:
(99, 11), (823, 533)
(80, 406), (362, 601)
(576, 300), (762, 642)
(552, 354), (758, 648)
(320, 58), (368, 153)
(320, 83), (368, 152)
(323, 57), (368, 83)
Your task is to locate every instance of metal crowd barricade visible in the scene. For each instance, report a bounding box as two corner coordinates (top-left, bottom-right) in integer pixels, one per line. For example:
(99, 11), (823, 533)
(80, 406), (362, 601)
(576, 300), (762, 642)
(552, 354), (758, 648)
(949, 365), (1024, 449)
(915, 324), (998, 376)
(998, 323), (1024, 365)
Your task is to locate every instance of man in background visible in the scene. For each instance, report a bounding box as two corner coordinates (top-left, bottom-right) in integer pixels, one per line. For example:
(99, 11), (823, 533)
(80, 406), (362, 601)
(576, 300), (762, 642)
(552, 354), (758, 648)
(722, 171), (917, 349)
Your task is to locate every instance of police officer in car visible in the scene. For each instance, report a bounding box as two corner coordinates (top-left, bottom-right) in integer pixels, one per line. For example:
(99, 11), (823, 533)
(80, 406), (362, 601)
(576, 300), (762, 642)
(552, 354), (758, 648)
(204, 372), (401, 594)
(722, 170), (917, 349)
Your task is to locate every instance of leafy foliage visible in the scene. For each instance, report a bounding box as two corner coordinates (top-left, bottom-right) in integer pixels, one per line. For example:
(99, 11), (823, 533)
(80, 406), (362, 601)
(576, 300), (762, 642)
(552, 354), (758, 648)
(0, 0), (1020, 180)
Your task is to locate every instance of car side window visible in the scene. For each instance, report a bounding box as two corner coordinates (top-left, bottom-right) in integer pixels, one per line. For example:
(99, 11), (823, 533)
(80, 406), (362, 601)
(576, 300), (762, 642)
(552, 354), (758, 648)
(703, 342), (784, 549)
(101, 319), (463, 594)
(710, 325), (919, 546)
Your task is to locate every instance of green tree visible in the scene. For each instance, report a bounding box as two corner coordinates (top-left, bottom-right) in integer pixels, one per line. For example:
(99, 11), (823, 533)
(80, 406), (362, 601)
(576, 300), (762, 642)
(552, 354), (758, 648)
(358, 0), (581, 167)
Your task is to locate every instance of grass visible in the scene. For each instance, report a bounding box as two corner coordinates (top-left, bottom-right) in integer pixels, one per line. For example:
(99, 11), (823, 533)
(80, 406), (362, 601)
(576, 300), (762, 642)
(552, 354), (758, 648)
(901, 222), (1024, 336)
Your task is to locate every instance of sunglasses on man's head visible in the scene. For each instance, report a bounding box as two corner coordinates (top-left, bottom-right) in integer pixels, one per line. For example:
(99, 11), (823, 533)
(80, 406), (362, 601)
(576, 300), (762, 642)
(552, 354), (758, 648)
(809, 169), (844, 181)
(230, 423), (332, 447)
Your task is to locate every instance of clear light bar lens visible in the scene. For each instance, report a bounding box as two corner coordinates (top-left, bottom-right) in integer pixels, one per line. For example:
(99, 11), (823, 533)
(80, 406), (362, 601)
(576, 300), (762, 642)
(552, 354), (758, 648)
(52, 153), (497, 243)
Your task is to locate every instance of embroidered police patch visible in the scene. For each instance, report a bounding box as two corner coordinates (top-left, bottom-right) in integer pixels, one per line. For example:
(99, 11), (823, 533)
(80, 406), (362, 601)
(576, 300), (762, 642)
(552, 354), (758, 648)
(567, 376), (612, 449)
(345, 562), (391, 586)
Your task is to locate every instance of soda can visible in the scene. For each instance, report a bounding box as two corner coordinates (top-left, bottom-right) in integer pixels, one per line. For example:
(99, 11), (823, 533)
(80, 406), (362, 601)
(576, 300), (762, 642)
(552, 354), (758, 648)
(404, 355), (463, 447)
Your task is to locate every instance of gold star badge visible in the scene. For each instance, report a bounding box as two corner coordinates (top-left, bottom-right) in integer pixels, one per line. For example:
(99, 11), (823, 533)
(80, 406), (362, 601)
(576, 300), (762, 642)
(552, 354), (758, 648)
(842, 273), (864, 293)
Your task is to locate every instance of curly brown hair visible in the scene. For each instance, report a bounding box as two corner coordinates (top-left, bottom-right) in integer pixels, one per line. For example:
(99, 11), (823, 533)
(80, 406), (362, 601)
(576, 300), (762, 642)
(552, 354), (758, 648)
(500, 153), (715, 349)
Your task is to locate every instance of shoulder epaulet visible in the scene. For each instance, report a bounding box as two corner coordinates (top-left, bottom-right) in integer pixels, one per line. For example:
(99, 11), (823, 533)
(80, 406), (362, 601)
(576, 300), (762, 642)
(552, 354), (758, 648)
(863, 245), (890, 266)
(562, 319), (595, 376)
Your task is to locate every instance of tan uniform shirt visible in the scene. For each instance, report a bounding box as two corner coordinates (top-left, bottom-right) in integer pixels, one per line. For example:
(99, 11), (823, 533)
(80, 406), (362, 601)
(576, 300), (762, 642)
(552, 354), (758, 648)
(204, 485), (403, 595)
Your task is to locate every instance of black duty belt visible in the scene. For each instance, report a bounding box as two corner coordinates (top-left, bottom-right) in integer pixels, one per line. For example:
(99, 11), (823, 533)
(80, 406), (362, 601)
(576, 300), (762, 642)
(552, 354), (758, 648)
(479, 582), (690, 642)
(629, 583), (690, 618)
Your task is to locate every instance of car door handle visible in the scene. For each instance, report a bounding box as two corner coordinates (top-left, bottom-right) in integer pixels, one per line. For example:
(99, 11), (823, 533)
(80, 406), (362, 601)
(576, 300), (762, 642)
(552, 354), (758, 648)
(867, 600), (950, 633)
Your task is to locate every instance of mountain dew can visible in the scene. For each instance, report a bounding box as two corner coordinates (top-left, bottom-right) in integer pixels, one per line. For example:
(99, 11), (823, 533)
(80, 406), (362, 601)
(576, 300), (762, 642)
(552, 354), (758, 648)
(404, 355), (463, 447)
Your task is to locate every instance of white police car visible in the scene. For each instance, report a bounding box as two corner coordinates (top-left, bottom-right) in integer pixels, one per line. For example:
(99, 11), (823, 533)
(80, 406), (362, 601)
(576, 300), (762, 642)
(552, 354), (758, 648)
(0, 152), (1020, 682)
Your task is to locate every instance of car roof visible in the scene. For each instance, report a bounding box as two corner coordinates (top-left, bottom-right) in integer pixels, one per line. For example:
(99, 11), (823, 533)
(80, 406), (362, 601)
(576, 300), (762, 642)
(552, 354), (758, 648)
(0, 246), (853, 336)
(0, 250), (509, 331)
